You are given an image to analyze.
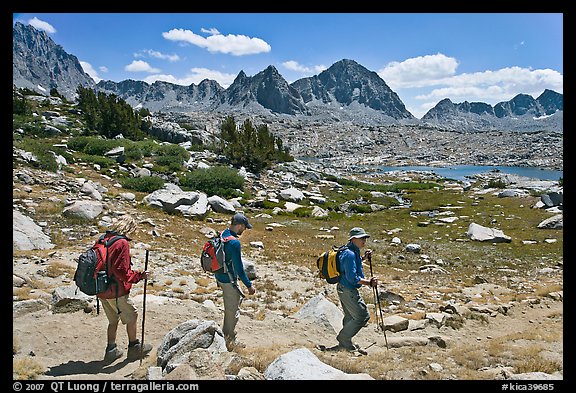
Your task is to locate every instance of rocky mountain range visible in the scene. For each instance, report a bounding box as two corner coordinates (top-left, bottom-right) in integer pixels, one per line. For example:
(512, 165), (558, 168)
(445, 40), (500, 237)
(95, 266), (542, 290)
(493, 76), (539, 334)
(12, 21), (95, 99)
(421, 90), (563, 132)
(13, 21), (563, 132)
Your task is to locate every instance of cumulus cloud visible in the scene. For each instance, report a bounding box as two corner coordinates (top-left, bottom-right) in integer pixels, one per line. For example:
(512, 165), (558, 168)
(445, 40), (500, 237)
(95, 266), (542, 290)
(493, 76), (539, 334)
(382, 53), (563, 118)
(282, 60), (327, 74)
(27, 17), (56, 34)
(79, 61), (101, 83)
(144, 67), (237, 88)
(125, 60), (161, 73)
(378, 53), (459, 89)
(415, 67), (563, 103)
(136, 49), (180, 62)
(162, 28), (271, 56)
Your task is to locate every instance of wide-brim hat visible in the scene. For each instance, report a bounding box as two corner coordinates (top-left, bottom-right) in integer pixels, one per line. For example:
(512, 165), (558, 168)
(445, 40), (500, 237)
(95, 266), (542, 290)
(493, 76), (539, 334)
(349, 227), (370, 239)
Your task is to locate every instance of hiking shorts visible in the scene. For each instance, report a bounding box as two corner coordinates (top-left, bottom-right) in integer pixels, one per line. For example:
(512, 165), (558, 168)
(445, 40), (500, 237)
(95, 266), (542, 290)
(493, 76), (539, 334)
(100, 295), (138, 325)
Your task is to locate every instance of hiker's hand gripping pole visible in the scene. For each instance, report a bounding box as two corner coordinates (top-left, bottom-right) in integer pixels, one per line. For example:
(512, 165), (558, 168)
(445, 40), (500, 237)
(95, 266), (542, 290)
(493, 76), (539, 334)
(366, 252), (389, 350)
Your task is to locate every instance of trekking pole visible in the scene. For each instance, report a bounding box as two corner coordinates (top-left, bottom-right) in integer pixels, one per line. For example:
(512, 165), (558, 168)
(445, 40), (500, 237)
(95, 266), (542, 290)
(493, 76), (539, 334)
(367, 253), (389, 350)
(140, 249), (149, 366)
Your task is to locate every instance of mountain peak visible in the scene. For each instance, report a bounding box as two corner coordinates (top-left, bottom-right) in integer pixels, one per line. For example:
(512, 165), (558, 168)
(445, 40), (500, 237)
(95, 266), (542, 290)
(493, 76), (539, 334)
(13, 21), (95, 100)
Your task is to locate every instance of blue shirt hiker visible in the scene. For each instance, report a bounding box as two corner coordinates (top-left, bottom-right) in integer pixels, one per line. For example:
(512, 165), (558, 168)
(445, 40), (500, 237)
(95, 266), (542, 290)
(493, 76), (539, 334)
(335, 227), (379, 351)
(214, 213), (256, 350)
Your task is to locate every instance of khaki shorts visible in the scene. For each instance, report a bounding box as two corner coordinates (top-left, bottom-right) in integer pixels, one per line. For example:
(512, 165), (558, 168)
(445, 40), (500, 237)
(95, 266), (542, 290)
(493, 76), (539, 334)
(100, 295), (138, 325)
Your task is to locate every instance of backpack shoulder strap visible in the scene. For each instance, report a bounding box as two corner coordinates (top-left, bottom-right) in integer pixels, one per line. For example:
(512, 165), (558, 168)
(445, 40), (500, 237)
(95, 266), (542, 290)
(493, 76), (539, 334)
(94, 234), (127, 275)
(222, 235), (237, 243)
(105, 235), (127, 247)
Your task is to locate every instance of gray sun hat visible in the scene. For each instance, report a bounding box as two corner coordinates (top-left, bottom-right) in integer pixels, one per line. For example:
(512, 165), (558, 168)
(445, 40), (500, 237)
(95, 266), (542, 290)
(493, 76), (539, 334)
(349, 227), (370, 240)
(231, 213), (253, 229)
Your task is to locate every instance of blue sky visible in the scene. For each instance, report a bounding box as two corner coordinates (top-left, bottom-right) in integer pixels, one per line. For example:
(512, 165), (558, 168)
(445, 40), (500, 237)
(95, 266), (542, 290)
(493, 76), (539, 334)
(13, 13), (563, 119)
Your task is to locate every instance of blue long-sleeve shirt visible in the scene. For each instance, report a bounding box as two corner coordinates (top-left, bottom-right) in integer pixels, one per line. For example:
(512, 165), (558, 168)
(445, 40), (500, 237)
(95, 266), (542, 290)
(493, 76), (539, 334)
(214, 228), (252, 289)
(337, 241), (365, 289)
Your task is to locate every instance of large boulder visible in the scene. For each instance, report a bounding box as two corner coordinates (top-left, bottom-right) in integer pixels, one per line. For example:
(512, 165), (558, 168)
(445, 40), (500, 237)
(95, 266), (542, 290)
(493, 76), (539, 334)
(293, 293), (343, 334)
(264, 348), (373, 380)
(156, 319), (228, 374)
(467, 223), (511, 243)
(13, 210), (55, 250)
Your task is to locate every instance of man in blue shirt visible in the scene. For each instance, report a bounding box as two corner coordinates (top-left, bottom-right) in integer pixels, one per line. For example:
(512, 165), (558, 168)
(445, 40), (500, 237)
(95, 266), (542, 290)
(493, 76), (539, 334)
(215, 213), (256, 350)
(336, 227), (379, 351)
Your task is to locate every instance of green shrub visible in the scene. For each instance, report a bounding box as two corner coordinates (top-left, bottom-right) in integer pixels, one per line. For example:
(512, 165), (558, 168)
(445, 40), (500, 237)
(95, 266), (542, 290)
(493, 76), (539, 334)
(13, 138), (61, 172)
(124, 146), (143, 161)
(75, 153), (116, 168)
(13, 93), (32, 115)
(120, 176), (165, 193)
(69, 136), (114, 156)
(152, 144), (189, 172)
(323, 174), (440, 193)
(487, 179), (507, 189)
(180, 166), (244, 198)
(293, 207), (313, 217)
(349, 204), (373, 214)
(154, 155), (185, 172)
(156, 143), (190, 160)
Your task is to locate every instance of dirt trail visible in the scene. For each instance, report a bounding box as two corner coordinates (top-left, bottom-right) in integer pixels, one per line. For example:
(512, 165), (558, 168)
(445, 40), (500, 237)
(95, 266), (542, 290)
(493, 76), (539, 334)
(14, 253), (563, 380)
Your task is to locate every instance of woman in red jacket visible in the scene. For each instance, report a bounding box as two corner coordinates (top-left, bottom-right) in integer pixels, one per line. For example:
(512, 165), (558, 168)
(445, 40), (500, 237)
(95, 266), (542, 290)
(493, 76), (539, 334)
(98, 214), (152, 363)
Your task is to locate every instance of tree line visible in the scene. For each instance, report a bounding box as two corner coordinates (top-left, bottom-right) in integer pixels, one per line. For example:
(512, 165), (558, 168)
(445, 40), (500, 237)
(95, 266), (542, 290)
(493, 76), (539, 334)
(217, 115), (293, 173)
(76, 86), (151, 140)
(15, 85), (294, 174)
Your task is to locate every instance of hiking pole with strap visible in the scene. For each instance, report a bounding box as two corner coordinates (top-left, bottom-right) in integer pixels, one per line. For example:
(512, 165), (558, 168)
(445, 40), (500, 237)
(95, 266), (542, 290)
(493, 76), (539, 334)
(367, 253), (389, 350)
(140, 249), (149, 366)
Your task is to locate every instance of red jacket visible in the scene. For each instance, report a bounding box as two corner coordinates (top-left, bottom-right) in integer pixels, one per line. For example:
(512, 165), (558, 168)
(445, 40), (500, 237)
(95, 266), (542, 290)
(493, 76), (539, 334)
(96, 233), (143, 299)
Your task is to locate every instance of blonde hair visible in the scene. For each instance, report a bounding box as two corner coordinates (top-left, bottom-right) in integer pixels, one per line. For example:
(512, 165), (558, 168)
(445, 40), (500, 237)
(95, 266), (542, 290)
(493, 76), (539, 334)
(109, 215), (138, 236)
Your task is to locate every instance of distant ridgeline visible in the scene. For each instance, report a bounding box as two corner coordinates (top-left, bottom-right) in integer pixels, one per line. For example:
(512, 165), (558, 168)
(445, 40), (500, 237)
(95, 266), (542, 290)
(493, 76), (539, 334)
(13, 21), (562, 132)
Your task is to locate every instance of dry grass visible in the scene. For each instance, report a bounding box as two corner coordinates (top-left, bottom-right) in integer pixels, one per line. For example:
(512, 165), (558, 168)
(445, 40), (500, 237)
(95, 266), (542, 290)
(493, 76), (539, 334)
(44, 261), (75, 278)
(13, 287), (33, 301)
(451, 345), (493, 371)
(534, 284), (563, 297)
(13, 357), (46, 380)
(234, 346), (292, 374)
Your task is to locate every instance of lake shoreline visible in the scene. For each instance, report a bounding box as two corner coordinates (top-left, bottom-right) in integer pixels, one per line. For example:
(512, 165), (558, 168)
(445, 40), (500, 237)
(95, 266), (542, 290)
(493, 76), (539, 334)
(297, 156), (563, 182)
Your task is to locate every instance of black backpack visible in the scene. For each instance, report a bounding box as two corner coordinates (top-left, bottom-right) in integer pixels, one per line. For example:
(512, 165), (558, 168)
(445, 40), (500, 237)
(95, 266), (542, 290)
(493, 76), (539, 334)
(74, 234), (125, 296)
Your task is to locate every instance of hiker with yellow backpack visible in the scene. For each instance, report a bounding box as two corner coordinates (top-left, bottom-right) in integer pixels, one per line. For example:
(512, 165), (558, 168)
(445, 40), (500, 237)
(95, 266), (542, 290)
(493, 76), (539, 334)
(335, 227), (379, 351)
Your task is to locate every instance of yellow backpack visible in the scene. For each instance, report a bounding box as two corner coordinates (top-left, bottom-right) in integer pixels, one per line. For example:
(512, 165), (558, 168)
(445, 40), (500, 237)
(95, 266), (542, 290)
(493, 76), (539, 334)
(316, 245), (348, 284)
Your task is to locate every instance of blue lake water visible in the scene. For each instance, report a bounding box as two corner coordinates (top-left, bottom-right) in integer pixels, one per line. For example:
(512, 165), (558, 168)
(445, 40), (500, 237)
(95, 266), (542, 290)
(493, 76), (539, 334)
(375, 165), (563, 182)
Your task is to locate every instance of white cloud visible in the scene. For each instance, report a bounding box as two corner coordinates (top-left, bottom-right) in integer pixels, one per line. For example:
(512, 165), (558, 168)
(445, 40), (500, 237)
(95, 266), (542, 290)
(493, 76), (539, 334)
(79, 61), (101, 83)
(382, 53), (563, 118)
(201, 27), (220, 35)
(125, 60), (161, 73)
(99, 66), (109, 73)
(136, 49), (180, 62)
(282, 60), (327, 74)
(378, 53), (459, 89)
(162, 28), (271, 56)
(27, 17), (56, 34)
(144, 67), (237, 88)
(415, 67), (563, 103)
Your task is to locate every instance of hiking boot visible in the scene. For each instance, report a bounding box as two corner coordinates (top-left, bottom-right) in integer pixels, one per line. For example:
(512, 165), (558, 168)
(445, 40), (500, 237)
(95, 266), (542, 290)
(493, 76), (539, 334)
(336, 340), (359, 352)
(225, 336), (246, 351)
(337, 343), (359, 352)
(126, 340), (153, 361)
(103, 345), (124, 363)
